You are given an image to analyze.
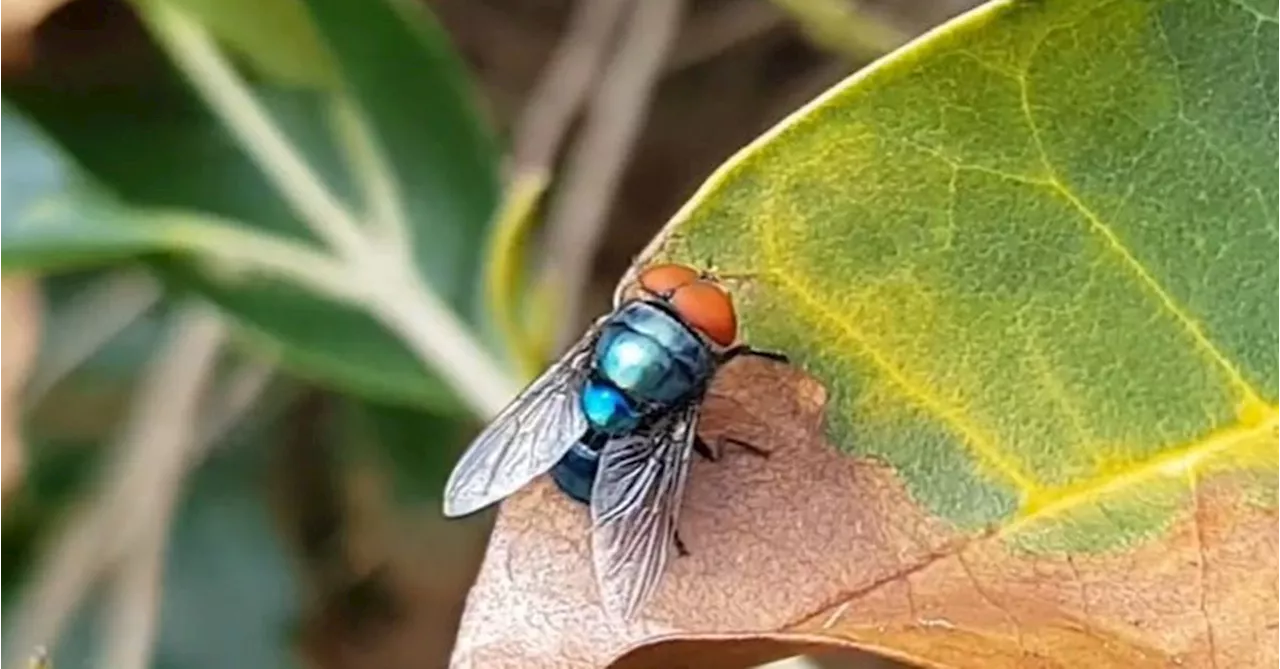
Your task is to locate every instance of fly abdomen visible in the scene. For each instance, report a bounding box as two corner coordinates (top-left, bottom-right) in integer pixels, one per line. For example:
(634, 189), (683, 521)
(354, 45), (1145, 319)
(551, 431), (610, 504)
(580, 377), (642, 434)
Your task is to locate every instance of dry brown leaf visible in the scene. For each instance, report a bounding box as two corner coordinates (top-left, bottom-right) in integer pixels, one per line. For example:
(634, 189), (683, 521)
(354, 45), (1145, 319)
(2, 276), (44, 498)
(0, 0), (69, 34)
(0, 0), (74, 67)
(449, 361), (1276, 668)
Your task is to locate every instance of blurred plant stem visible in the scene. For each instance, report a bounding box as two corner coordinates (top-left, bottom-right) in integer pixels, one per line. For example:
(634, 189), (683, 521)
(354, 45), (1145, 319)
(509, 0), (633, 175)
(484, 172), (553, 381)
(26, 270), (162, 405)
(542, 0), (684, 351)
(24, 647), (50, 669)
(768, 0), (907, 60)
(198, 358), (276, 445)
(7, 306), (225, 669)
(665, 1), (785, 73)
(486, 0), (635, 376)
(99, 508), (169, 669)
(2, 275), (41, 499)
(136, 0), (518, 418)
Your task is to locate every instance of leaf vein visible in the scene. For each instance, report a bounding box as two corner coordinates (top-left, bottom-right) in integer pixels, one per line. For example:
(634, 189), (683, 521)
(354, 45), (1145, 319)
(957, 550), (1028, 656)
(759, 260), (1040, 493)
(752, 166), (1048, 494)
(1152, 10), (1272, 219)
(1004, 408), (1278, 535)
(1045, 180), (1266, 406)
(1018, 30), (1266, 408)
(1222, 0), (1278, 25)
(1189, 475), (1221, 669)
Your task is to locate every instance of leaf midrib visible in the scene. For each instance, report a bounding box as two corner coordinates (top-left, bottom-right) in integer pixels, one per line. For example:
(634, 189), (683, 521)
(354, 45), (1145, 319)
(752, 159), (1269, 507)
(762, 257), (1278, 519)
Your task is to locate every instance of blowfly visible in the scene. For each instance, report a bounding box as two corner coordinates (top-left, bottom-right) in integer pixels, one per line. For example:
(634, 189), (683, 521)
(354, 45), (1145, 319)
(443, 263), (788, 619)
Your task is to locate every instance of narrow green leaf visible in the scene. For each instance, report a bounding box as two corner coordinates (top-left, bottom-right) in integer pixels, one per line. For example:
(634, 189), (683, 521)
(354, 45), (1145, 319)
(300, 0), (501, 312)
(650, 0), (1278, 542)
(0, 107), (457, 409)
(4, 84), (350, 243)
(3, 0), (502, 411)
(146, 0), (336, 88)
(1, 107), (172, 270)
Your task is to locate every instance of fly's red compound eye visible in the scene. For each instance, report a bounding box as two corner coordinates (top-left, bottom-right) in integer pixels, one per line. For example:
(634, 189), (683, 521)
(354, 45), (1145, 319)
(637, 263), (699, 296)
(670, 281), (737, 346)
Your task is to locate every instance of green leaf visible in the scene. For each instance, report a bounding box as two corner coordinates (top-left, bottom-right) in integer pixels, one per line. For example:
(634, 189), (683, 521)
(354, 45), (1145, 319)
(0, 105), (451, 410)
(4, 84), (353, 247)
(151, 0), (336, 87)
(448, 2), (1277, 667)
(300, 0), (500, 314)
(652, 0), (1278, 543)
(3, 0), (500, 411)
(1, 107), (173, 269)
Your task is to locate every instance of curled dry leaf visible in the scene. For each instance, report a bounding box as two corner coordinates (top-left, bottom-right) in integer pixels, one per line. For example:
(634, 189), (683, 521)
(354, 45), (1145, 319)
(452, 363), (1275, 668)
(451, 0), (1276, 666)
(2, 276), (43, 498)
(0, 0), (68, 34)
(0, 0), (74, 67)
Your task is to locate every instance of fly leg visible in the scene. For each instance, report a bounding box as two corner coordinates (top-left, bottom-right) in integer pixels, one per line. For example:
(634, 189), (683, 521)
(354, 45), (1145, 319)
(721, 435), (770, 458)
(694, 435), (770, 461)
(719, 345), (789, 365)
(681, 433), (768, 561)
(674, 531), (690, 557)
(693, 435), (718, 461)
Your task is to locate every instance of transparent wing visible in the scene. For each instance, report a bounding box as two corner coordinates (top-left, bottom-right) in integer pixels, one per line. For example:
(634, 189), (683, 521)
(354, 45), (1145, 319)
(590, 402), (700, 620)
(442, 319), (603, 517)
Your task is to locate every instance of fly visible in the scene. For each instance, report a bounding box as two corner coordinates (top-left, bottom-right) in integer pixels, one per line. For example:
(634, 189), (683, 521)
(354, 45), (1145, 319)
(442, 263), (788, 619)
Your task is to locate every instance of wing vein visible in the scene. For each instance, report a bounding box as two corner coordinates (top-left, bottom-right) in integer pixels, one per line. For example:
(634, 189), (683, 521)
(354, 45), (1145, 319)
(590, 402), (700, 619)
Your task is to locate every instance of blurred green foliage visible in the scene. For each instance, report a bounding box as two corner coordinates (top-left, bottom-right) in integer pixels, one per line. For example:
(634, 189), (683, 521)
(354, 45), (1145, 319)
(2, 0), (511, 665)
(4, 0), (502, 410)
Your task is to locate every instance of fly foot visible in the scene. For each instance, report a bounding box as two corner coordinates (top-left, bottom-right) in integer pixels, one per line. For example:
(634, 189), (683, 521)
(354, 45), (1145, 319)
(696, 434), (770, 461)
(719, 345), (790, 366)
(722, 436), (771, 458)
(674, 531), (690, 557)
(693, 436), (719, 462)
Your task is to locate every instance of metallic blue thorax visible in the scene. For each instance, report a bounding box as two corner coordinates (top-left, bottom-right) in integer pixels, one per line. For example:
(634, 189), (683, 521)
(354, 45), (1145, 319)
(555, 301), (719, 504)
(578, 301), (716, 435)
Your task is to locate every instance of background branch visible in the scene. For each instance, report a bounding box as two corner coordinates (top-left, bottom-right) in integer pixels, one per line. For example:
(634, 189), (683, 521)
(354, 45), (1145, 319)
(99, 515), (169, 669)
(542, 0), (686, 350)
(509, 0), (634, 177)
(26, 270), (161, 405)
(142, 2), (518, 418)
(666, 1), (785, 73)
(6, 306), (226, 669)
(2, 275), (42, 499)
